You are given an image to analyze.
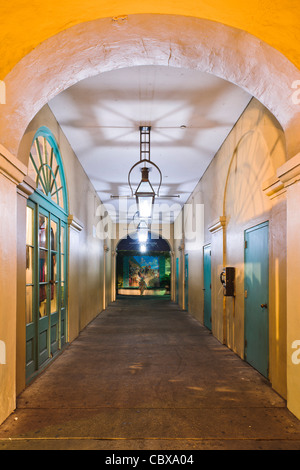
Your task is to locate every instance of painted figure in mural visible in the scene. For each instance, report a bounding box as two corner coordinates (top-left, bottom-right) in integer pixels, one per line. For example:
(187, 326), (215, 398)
(139, 276), (147, 295)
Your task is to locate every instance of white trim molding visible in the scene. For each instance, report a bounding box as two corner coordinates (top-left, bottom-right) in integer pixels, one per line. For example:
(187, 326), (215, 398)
(68, 214), (84, 232)
(208, 216), (226, 234)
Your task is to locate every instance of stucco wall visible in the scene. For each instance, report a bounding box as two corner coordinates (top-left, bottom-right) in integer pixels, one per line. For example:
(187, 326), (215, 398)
(175, 98), (287, 399)
(0, 174), (18, 424)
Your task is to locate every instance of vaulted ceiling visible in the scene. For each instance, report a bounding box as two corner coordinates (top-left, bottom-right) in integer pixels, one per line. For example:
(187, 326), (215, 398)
(48, 65), (252, 223)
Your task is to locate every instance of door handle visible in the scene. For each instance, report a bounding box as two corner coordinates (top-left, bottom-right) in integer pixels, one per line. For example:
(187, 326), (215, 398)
(261, 303), (268, 309)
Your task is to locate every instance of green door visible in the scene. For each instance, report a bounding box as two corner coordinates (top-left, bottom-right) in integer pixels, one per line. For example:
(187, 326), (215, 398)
(26, 202), (68, 380)
(203, 245), (212, 330)
(185, 254), (189, 311)
(244, 222), (269, 378)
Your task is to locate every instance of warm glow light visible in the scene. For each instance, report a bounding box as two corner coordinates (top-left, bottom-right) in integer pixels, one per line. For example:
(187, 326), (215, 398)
(138, 196), (153, 218)
(138, 229), (148, 243)
(140, 244), (147, 253)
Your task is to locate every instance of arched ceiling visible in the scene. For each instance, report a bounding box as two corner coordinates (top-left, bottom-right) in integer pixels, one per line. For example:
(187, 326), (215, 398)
(48, 65), (252, 223)
(1, 1), (300, 79)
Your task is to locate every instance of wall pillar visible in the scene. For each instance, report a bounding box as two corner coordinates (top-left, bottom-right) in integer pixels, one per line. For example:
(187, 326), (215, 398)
(170, 251), (175, 302)
(178, 240), (185, 309)
(209, 216), (226, 344)
(103, 243), (110, 310)
(111, 249), (117, 303)
(0, 145), (26, 425)
(16, 177), (35, 396)
(262, 175), (287, 399)
(276, 154), (300, 420)
(67, 215), (84, 343)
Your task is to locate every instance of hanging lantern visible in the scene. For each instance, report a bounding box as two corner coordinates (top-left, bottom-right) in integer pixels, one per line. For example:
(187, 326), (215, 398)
(128, 126), (162, 221)
(135, 167), (155, 219)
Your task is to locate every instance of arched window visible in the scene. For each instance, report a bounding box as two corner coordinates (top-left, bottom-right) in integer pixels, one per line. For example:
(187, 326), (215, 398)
(28, 127), (68, 212)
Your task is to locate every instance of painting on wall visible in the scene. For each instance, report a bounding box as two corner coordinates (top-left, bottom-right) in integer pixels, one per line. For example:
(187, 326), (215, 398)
(129, 256), (160, 288)
(120, 255), (170, 291)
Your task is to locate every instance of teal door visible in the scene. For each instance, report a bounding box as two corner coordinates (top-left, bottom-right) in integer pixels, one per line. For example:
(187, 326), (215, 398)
(185, 254), (189, 311)
(176, 258), (179, 304)
(244, 222), (269, 378)
(203, 245), (212, 330)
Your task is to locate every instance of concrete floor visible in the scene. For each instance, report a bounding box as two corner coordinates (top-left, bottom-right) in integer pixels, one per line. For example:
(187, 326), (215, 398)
(1, 296), (300, 450)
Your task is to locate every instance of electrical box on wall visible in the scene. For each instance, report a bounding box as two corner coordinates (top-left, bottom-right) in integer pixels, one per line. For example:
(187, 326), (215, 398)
(220, 267), (235, 297)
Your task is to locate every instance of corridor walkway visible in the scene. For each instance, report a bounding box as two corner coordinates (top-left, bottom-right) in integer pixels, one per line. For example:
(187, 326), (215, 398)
(1, 296), (300, 450)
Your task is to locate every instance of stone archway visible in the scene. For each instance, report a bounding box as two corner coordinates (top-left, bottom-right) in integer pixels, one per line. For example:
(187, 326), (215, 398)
(1, 14), (300, 164)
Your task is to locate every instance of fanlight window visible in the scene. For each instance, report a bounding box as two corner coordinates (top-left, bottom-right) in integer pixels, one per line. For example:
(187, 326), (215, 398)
(28, 134), (67, 211)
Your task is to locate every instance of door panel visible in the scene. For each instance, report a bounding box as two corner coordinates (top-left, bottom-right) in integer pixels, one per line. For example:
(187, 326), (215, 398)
(60, 222), (67, 346)
(203, 245), (212, 330)
(38, 209), (50, 367)
(50, 215), (59, 354)
(25, 203), (36, 378)
(244, 222), (269, 378)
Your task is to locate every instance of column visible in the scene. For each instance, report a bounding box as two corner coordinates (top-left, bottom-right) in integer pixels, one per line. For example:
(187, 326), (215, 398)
(262, 174), (288, 399)
(67, 214), (84, 343)
(273, 154), (300, 420)
(0, 145), (26, 425)
(16, 177), (34, 395)
(209, 216), (226, 344)
(111, 249), (117, 302)
(170, 251), (175, 302)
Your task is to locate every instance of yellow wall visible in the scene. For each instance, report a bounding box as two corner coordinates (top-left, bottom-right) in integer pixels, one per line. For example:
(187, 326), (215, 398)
(285, 179), (300, 420)
(0, 174), (18, 424)
(0, 147), (26, 425)
(175, 98), (288, 399)
(1, 1), (300, 79)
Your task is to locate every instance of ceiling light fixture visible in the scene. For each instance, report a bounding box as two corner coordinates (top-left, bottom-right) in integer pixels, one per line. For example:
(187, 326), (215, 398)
(140, 244), (147, 253)
(110, 126), (180, 226)
(137, 219), (149, 243)
(128, 126), (162, 221)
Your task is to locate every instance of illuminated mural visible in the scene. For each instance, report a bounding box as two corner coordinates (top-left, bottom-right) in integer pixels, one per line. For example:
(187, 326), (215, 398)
(118, 255), (171, 293)
(128, 256), (160, 288)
